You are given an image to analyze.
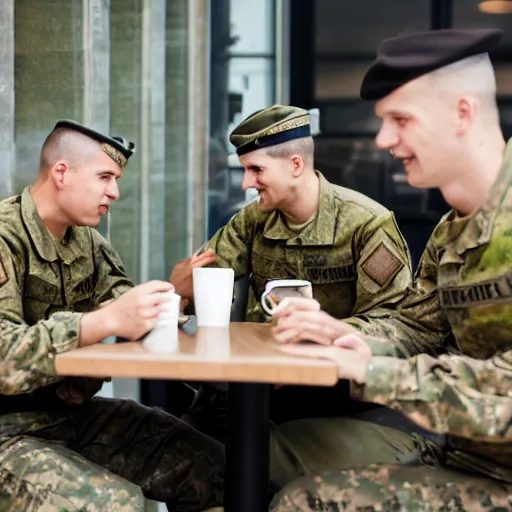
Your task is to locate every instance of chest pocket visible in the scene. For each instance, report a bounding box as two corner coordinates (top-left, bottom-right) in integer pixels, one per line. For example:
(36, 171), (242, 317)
(70, 273), (96, 312)
(251, 247), (295, 299)
(24, 273), (62, 325)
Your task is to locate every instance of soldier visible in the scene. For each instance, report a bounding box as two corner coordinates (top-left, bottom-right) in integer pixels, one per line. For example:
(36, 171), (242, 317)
(171, 104), (411, 325)
(270, 28), (512, 510)
(170, 105), (423, 487)
(0, 120), (224, 511)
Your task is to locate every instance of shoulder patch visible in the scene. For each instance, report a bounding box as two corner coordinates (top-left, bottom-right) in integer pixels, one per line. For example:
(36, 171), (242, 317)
(0, 257), (8, 286)
(361, 242), (402, 287)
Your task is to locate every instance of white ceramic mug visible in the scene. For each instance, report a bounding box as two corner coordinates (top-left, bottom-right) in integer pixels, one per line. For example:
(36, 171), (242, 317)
(193, 267), (235, 327)
(260, 279), (313, 316)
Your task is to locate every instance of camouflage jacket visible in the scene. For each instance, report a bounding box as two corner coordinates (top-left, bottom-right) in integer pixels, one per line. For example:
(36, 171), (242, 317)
(0, 187), (132, 397)
(351, 142), (512, 483)
(206, 171), (412, 322)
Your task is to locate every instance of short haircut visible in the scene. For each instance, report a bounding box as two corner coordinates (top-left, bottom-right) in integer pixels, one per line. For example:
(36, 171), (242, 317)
(39, 128), (101, 171)
(263, 136), (315, 167)
(428, 53), (498, 118)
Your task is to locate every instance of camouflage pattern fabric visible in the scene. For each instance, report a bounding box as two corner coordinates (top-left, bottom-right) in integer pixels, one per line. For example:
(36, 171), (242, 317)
(0, 188), (225, 511)
(194, 170), (415, 463)
(0, 398), (225, 511)
(0, 187), (132, 396)
(268, 417), (420, 490)
(0, 437), (143, 511)
(206, 171), (412, 323)
(347, 140), (512, 360)
(275, 141), (512, 509)
(270, 464), (512, 511)
(345, 141), (512, 484)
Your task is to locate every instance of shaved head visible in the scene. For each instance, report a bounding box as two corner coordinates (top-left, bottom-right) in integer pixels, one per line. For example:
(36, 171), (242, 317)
(39, 128), (103, 172)
(426, 53), (499, 121)
(263, 136), (315, 168)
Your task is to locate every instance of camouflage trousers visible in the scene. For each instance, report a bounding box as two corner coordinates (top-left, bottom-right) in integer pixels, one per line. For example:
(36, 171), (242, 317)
(269, 417), (419, 489)
(269, 464), (512, 511)
(0, 397), (224, 512)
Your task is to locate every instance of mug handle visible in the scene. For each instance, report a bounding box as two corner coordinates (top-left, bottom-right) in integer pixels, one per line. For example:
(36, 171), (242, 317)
(261, 293), (279, 316)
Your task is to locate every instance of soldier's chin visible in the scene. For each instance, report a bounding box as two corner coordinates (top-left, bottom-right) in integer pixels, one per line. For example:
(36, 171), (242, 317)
(85, 214), (102, 227)
(257, 196), (274, 212)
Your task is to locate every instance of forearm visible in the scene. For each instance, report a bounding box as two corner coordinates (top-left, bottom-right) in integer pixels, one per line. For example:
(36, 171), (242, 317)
(345, 313), (447, 358)
(0, 312), (82, 394)
(351, 352), (512, 441)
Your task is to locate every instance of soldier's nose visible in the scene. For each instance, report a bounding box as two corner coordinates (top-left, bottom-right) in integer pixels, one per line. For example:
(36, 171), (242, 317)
(242, 171), (257, 190)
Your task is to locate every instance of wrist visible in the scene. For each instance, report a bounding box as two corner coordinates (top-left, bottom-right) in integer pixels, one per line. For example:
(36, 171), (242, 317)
(354, 359), (369, 385)
(80, 308), (118, 346)
(96, 305), (119, 337)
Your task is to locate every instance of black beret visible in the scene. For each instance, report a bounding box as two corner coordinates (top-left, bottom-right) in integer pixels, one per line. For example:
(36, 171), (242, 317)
(52, 120), (135, 167)
(360, 28), (503, 101)
(230, 105), (311, 156)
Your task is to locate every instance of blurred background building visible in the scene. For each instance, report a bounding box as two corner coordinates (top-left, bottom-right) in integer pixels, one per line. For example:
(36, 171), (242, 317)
(2, 0), (512, 455)
(3, 0), (512, 282)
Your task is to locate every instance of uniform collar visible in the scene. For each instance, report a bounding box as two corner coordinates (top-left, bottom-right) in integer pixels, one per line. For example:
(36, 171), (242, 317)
(436, 138), (512, 265)
(263, 171), (337, 246)
(20, 187), (90, 264)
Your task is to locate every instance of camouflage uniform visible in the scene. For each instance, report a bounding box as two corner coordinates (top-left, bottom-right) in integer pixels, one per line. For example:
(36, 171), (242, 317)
(188, 170), (421, 487)
(0, 188), (224, 511)
(206, 171), (411, 323)
(269, 141), (512, 511)
(187, 105), (415, 491)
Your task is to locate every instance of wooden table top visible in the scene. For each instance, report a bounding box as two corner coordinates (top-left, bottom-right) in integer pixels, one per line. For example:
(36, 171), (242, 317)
(55, 322), (338, 386)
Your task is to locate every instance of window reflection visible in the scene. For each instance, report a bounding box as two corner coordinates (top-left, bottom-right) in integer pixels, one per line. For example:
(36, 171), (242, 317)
(208, 0), (276, 237)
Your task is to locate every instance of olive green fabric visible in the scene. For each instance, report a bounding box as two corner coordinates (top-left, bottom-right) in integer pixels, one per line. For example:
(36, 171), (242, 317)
(269, 418), (418, 490)
(0, 188), (225, 511)
(206, 171), (412, 323)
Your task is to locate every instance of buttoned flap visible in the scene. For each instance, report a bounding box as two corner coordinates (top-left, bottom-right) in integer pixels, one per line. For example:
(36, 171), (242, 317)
(24, 272), (62, 324)
(251, 245), (295, 299)
(25, 274), (60, 303)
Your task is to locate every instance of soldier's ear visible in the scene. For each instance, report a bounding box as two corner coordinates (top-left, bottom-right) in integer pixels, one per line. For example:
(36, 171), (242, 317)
(291, 155), (304, 177)
(52, 161), (69, 189)
(455, 96), (476, 136)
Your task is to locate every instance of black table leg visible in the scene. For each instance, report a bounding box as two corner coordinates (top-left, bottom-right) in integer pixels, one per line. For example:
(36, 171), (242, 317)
(225, 383), (270, 512)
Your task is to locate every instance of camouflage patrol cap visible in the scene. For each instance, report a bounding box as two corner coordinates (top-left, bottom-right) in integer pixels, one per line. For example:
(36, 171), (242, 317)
(360, 28), (503, 101)
(230, 105), (311, 156)
(52, 120), (135, 167)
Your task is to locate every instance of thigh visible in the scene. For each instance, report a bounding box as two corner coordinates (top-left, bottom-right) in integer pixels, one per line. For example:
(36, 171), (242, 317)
(270, 464), (512, 511)
(0, 436), (144, 512)
(269, 417), (418, 489)
(31, 397), (225, 507)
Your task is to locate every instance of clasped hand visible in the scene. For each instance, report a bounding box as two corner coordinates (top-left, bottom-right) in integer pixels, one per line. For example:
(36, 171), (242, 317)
(271, 297), (372, 384)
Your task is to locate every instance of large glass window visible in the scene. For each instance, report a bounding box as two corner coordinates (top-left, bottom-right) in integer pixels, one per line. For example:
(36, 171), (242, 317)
(8, 0), (208, 285)
(313, 0), (441, 268)
(454, 0), (512, 137)
(208, 0), (276, 237)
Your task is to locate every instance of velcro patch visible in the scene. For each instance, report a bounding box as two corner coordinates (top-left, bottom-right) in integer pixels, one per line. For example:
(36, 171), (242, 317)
(361, 242), (402, 287)
(0, 258), (7, 287)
